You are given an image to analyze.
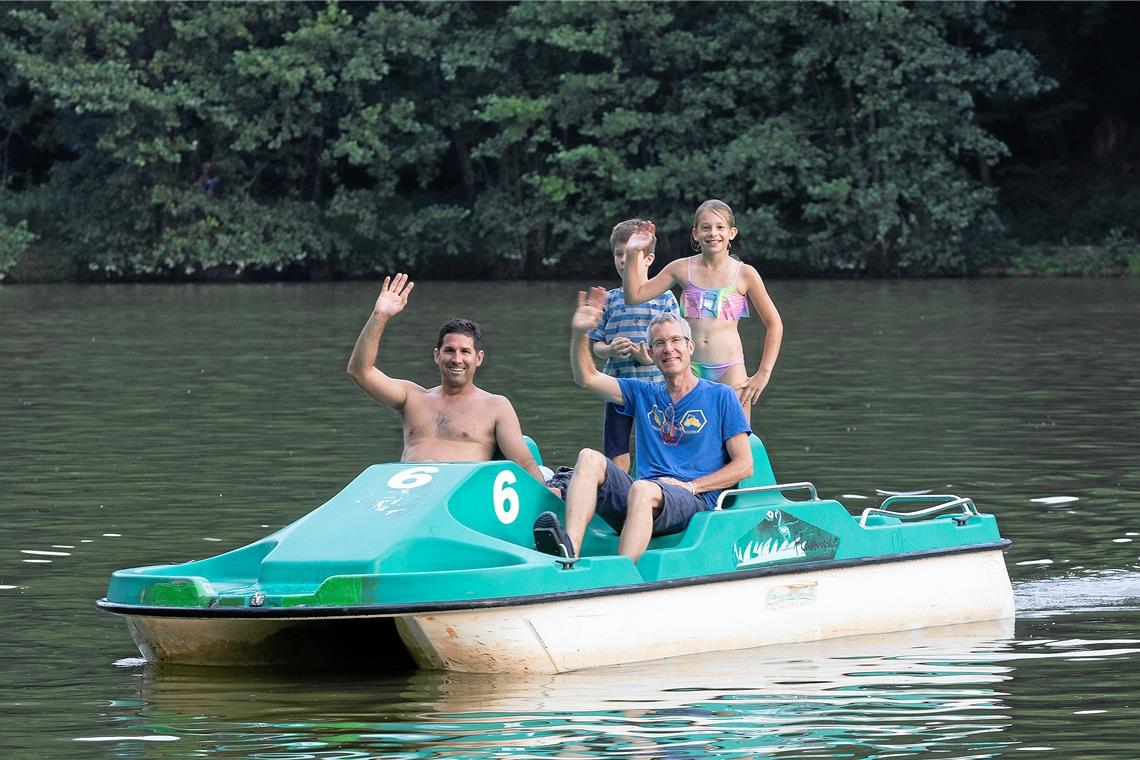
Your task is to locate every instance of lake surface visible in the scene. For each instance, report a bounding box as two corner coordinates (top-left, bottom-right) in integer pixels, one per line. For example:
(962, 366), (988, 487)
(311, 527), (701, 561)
(2, 279), (1138, 758)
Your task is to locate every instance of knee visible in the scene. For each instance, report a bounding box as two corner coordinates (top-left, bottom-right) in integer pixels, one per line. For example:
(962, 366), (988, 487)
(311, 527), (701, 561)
(627, 480), (661, 515)
(574, 448), (607, 475)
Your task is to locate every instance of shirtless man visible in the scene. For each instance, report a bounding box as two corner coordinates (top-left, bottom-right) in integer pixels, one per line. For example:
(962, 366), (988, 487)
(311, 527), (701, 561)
(347, 273), (546, 483)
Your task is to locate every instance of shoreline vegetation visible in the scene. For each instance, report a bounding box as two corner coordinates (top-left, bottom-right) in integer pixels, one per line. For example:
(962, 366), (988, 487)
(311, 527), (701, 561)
(5, 241), (1140, 285)
(2, 3), (1139, 284)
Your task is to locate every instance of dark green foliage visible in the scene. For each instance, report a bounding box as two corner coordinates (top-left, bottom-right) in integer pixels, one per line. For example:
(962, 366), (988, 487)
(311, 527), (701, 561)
(0, 0), (1107, 281)
(990, 2), (1140, 260)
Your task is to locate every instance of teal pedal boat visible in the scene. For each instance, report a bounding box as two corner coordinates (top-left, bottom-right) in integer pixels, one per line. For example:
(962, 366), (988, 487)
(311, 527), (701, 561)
(96, 437), (1014, 674)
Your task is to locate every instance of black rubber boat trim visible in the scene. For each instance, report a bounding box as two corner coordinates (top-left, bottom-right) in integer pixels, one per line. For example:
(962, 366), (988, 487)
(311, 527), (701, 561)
(95, 539), (1012, 619)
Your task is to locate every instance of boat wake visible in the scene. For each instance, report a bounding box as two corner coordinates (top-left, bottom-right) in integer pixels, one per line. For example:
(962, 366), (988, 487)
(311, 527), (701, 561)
(1013, 569), (1140, 615)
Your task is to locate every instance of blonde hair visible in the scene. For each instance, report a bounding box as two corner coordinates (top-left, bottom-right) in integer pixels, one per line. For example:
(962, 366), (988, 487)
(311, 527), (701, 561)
(610, 218), (656, 255)
(692, 199), (735, 229)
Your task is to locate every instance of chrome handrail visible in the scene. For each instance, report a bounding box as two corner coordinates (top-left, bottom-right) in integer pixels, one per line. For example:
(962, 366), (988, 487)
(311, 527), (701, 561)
(859, 495), (978, 527)
(715, 481), (818, 510)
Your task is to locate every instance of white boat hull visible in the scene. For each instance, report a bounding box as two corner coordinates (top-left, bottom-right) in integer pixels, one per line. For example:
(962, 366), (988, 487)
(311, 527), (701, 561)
(398, 548), (1014, 674)
(115, 549), (1013, 673)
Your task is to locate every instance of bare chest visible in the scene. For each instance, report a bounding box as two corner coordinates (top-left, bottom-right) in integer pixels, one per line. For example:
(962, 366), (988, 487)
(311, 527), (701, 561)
(403, 394), (496, 447)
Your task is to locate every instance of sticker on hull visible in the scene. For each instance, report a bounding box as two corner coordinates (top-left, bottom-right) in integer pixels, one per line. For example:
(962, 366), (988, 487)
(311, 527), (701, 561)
(733, 509), (839, 568)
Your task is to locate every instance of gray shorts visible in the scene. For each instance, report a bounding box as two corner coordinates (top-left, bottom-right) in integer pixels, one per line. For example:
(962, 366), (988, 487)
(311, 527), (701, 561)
(596, 458), (708, 536)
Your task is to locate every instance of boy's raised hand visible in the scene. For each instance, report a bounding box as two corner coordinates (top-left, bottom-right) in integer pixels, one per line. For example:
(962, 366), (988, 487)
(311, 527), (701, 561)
(373, 273), (414, 319)
(625, 220), (655, 260)
(572, 286), (608, 333)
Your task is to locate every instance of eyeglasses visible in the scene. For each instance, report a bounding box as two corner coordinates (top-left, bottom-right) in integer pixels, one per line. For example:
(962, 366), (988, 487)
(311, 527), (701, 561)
(650, 336), (690, 350)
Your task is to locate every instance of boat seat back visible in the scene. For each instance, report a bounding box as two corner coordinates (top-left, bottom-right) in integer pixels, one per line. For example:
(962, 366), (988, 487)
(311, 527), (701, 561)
(736, 434), (777, 489)
(711, 434), (780, 511)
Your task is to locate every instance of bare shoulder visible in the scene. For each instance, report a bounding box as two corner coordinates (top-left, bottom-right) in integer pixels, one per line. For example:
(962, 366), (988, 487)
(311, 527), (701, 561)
(668, 256), (693, 283)
(484, 391), (517, 414)
(395, 380), (434, 408)
(738, 261), (768, 290)
(739, 260), (763, 279)
(397, 379), (431, 398)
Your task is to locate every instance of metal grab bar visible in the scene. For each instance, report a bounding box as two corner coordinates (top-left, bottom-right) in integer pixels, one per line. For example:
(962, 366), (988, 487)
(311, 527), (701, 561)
(715, 481), (818, 510)
(879, 494), (969, 510)
(859, 495), (978, 527)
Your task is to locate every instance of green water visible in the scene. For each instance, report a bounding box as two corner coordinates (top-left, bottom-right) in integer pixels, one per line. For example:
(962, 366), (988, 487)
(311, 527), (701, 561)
(2, 279), (1138, 758)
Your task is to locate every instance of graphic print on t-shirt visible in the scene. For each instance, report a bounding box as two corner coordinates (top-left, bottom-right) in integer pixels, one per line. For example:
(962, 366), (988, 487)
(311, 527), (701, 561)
(648, 404), (707, 446)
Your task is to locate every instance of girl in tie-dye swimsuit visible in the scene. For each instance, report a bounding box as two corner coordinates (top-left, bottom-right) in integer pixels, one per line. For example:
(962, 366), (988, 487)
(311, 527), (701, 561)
(681, 257), (750, 382)
(620, 199), (784, 417)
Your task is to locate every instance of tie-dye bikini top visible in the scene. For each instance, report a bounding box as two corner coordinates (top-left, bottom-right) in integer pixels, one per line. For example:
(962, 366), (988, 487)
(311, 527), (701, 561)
(680, 258), (750, 320)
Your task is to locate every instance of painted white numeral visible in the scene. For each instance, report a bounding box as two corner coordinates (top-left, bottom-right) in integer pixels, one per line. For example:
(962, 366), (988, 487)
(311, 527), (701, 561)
(387, 466), (439, 490)
(493, 470), (519, 524)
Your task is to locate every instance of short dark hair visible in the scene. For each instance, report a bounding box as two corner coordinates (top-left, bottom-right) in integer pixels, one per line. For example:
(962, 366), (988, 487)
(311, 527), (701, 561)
(437, 317), (482, 350)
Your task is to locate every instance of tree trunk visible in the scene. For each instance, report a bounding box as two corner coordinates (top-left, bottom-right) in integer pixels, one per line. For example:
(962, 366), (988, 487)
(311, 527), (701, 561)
(452, 130), (478, 206)
(523, 223), (546, 279)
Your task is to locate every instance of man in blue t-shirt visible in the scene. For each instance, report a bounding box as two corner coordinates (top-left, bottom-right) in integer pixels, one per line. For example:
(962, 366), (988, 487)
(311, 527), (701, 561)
(535, 287), (753, 563)
(587, 218), (679, 474)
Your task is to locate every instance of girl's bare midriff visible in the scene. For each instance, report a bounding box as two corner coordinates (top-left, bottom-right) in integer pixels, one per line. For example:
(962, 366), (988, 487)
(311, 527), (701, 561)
(688, 317), (744, 364)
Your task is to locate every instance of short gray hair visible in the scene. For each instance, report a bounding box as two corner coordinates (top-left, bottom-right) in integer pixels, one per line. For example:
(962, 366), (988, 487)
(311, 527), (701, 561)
(646, 312), (692, 345)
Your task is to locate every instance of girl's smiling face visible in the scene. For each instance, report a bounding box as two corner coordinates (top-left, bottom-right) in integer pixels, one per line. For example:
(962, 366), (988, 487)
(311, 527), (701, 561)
(692, 210), (738, 256)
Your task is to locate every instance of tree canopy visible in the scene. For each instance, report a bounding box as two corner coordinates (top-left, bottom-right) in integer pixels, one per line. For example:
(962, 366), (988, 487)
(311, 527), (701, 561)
(1, 1), (1135, 282)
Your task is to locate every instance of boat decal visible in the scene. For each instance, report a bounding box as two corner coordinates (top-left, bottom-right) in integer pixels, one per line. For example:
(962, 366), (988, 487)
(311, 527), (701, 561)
(372, 497), (407, 516)
(765, 581), (818, 609)
(386, 466), (439, 490)
(733, 510), (839, 568)
(493, 469), (520, 524)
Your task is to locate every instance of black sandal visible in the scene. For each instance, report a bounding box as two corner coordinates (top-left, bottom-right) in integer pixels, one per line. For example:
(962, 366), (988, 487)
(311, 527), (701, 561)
(533, 511), (575, 559)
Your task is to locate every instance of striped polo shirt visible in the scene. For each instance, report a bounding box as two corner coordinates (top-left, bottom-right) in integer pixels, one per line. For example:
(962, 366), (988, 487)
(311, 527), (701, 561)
(587, 287), (680, 379)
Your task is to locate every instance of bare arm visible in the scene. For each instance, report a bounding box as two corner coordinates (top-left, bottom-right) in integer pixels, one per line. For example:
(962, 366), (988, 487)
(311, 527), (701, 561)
(662, 432), (754, 496)
(738, 266), (784, 406)
(490, 396), (547, 483)
(347, 274), (419, 409)
(621, 222), (680, 306)
(571, 287), (623, 404)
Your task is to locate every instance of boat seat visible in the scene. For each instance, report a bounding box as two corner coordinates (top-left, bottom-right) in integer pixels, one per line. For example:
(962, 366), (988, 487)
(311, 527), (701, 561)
(581, 435), (780, 559)
(737, 434), (777, 488)
(547, 435), (779, 558)
(716, 434), (778, 509)
(630, 435), (785, 577)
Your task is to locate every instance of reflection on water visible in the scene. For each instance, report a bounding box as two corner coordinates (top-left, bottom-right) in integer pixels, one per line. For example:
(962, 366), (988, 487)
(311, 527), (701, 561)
(97, 622), (1017, 758)
(2, 280), (1140, 757)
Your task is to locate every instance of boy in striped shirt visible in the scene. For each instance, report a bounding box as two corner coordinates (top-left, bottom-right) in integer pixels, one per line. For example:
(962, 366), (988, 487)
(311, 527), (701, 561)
(587, 219), (680, 472)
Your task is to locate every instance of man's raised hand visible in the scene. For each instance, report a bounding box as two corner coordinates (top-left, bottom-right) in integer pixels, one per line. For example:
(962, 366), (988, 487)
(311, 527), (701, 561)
(373, 273), (414, 319)
(571, 286), (608, 333)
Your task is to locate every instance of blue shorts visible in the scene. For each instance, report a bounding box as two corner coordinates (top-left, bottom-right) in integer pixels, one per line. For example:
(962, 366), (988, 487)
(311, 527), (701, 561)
(596, 458), (708, 536)
(602, 402), (634, 458)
